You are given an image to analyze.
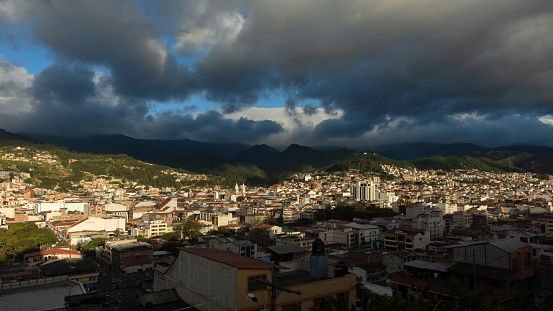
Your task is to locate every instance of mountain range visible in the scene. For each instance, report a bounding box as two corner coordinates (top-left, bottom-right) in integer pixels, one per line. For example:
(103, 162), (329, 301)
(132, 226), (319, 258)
(2, 129), (553, 177)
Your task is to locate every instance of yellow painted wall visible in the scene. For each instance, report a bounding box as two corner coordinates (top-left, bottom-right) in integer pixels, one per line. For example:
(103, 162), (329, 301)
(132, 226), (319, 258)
(237, 269), (273, 310)
(237, 272), (356, 311)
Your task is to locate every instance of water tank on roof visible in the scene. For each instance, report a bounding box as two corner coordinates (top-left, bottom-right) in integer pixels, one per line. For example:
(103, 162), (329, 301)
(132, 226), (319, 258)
(312, 238), (325, 255)
(334, 261), (348, 278)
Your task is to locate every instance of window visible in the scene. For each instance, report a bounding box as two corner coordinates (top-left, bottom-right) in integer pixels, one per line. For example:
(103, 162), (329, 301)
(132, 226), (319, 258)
(337, 292), (348, 306)
(248, 274), (267, 292)
(525, 253), (531, 269)
(313, 296), (331, 309)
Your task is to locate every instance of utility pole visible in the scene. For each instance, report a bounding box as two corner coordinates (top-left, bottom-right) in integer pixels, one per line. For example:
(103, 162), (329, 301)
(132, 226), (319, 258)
(472, 249), (477, 291)
(259, 268), (301, 311)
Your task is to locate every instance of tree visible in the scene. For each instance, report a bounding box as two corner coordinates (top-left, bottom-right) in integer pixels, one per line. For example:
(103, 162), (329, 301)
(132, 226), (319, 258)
(158, 241), (182, 257)
(81, 238), (107, 252)
(181, 219), (202, 241)
(210, 226), (232, 236)
(291, 218), (313, 227)
(160, 232), (180, 241)
(0, 223), (56, 261)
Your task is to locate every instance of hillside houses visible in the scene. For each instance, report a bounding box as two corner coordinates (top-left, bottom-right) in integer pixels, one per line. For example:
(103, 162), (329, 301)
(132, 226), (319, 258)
(4, 148), (553, 308)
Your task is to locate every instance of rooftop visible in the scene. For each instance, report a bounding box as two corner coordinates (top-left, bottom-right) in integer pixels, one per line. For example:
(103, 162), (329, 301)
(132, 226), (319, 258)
(39, 258), (97, 276)
(405, 260), (455, 273)
(356, 262), (387, 272)
(1, 280), (85, 310)
(277, 270), (353, 288)
(24, 248), (82, 259)
(267, 244), (307, 255)
(178, 247), (283, 269)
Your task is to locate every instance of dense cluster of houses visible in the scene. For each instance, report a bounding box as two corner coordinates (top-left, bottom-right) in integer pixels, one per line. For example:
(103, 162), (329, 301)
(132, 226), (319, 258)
(2, 146), (553, 309)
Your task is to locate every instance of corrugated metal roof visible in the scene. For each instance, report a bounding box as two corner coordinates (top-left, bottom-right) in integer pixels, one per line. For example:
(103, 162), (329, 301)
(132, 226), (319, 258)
(489, 239), (527, 253)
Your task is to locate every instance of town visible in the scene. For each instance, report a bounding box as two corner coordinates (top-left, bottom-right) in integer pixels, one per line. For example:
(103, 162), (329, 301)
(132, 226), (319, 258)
(1, 145), (552, 310)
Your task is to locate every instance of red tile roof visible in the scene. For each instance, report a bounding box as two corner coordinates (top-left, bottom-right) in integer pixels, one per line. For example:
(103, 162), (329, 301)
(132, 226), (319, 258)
(162, 258), (176, 265)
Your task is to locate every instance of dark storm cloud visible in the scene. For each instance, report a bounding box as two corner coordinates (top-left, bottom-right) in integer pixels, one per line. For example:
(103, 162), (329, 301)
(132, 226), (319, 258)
(302, 105), (318, 116)
(32, 62), (95, 106)
(7, 0), (196, 101)
(2, 0), (553, 146)
(0, 59), (281, 142)
(138, 110), (284, 143)
(183, 0), (553, 139)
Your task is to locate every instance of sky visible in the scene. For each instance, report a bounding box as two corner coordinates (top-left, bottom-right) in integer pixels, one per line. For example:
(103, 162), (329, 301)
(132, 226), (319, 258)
(1, 0), (553, 149)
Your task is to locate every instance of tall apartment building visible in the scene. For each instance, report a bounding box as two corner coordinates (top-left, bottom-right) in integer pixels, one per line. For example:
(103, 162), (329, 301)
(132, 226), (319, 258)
(352, 181), (376, 201)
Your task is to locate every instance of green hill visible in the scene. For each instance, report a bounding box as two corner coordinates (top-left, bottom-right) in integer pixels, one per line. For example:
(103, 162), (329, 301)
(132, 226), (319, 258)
(325, 150), (553, 176)
(326, 153), (412, 172)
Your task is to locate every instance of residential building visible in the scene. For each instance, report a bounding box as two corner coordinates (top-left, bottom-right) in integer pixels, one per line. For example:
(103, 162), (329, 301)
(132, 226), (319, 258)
(353, 262), (387, 285)
(352, 181), (376, 201)
(248, 224), (282, 247)
(383, 228), (431, 252)
(107, 240), (153, 276)
(206, 236), (258, 259)
(411, 209), (444, 239)
(154, 247), (356, 311)
(390, 239), (538, 305)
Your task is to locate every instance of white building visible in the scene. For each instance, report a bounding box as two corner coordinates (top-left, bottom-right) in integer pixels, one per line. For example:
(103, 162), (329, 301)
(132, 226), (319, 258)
(411, 209), (444, 239)
(342, 223), (382, 245)
(37, 201), (89, 213)
(434, 202), (458, 215)
(67, 217), (127, 244)
(352, 181), (376, 201)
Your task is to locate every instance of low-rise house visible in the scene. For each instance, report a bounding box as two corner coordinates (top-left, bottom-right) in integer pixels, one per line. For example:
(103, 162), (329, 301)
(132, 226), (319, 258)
(353, 262), (387, 285)
(206, 236), (258, 259)
(248, 224), (282, 247)
(382, 250), (417, 274)
(275, 233), (315, 252)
